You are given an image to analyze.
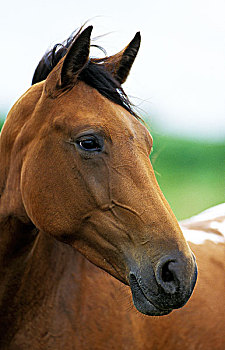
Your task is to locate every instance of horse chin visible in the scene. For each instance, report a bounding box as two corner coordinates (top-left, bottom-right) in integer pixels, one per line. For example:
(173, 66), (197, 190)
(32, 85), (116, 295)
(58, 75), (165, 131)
(129, 275), (172, 316)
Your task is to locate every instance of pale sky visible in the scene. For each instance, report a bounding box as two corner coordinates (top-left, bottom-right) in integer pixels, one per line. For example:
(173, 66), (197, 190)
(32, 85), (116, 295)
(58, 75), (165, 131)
(1, 0), (225, 140)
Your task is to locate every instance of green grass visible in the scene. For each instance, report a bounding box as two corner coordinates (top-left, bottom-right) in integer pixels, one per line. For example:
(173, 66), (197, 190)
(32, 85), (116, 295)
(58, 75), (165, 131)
(0, 118), (4, 130)
(150, 132), (225, 220)
(0, 116), (224, 221)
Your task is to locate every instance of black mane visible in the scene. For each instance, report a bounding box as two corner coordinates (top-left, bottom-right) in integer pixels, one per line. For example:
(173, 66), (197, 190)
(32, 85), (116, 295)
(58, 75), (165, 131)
(32, 29), (136, 117)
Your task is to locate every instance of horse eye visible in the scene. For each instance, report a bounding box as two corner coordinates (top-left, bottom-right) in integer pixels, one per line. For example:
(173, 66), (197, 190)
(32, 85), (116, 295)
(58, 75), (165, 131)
(77, 137), (102, 152)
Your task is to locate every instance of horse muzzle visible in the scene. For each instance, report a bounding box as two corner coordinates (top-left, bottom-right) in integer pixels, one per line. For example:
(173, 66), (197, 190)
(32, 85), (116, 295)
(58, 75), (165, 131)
(129, 253), (198, 316)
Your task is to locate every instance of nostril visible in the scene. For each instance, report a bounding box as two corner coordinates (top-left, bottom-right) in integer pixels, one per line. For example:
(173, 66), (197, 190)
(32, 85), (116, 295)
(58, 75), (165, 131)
(155, 258), (179, 295)
(161, 261), (175, 283)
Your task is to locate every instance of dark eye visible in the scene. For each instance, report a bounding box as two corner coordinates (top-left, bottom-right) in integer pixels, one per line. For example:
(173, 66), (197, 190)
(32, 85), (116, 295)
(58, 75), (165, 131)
(77, 137), (102, 152)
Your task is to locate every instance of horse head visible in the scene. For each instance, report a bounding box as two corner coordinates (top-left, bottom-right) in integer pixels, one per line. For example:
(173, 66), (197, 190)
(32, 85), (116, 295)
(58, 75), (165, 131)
(0, 26), (197, 316)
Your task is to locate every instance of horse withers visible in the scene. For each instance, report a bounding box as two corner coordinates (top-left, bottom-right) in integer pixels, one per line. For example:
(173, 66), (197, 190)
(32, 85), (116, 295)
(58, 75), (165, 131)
(0, 26), (197, 349)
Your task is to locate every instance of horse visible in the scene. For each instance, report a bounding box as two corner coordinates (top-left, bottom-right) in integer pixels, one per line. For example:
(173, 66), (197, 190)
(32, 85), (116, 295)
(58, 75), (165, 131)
(0, 25), (221, 349)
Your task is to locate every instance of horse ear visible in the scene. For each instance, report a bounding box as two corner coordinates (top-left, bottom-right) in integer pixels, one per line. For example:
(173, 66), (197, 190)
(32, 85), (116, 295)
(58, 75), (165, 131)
(60, 26), (93, 87)
(103, 32), (141, 84)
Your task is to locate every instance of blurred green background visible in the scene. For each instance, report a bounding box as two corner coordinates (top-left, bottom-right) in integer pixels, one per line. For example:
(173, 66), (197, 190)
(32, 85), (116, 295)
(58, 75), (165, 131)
(150, 129), (224, 220)
(0, 118), (4, 130)
(0, 115), (224, 220)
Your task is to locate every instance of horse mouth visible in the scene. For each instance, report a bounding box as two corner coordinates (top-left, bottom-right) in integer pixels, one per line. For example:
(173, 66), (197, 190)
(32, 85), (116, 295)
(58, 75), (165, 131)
(129, 273), (172, 316)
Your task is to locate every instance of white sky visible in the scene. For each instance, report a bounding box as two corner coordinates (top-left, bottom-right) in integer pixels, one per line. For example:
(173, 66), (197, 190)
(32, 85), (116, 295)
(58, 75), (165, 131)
(1, 0), (225, 140)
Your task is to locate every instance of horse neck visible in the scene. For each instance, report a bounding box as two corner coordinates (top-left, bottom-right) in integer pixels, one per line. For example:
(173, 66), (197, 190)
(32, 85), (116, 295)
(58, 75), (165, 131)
(0, 228), (83, 343)
(0, 83), (43, 195)
(0, 227), (135, 348)
(0, 84), (44, 260)
(0, 225), (77, 298)
(0, 216), (36, 268)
